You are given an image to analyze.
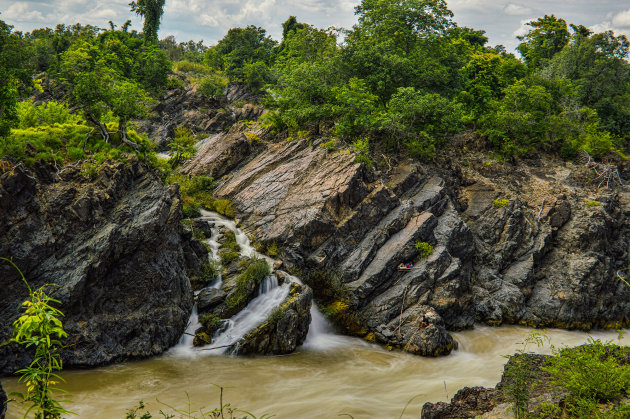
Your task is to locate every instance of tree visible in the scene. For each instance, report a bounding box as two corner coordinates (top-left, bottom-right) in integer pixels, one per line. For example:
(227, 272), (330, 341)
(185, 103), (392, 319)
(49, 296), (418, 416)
(205, 25), (277, 83)
(0, 20), (32, 138)
(516, 15), (570, 69)
(129, 0), (166, 43)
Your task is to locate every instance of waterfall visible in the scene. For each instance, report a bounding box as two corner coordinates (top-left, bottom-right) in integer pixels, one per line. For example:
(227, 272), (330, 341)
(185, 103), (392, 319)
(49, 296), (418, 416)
(205, 277), (290, 354)
(171, 211), (347, 357)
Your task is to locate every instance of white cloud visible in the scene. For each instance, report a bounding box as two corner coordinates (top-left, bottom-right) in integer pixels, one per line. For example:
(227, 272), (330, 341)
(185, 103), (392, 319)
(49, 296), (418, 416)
(612, 9), (630, 28)
(4, 2), (45, 22)
(504, 4), (532, 16)
(512, 17), (537, 38)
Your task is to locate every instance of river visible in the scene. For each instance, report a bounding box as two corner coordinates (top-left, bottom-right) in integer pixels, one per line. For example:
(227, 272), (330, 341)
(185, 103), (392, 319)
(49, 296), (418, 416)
(4, 210), (628, 418)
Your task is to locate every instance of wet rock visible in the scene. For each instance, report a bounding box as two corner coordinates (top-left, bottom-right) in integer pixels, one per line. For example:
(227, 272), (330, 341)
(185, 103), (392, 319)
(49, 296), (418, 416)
(234, 281), (313, 355)
(191, 218), (214, 237)
(0, 159), (203, 374)
(197, 288), (226, 314)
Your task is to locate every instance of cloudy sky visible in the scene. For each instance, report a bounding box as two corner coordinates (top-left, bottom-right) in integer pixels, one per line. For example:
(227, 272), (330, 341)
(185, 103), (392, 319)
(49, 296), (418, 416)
(2, 0), (630, 52)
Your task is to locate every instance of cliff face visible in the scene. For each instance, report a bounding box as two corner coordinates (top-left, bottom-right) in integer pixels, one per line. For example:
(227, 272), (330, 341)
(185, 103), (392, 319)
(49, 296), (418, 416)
(182, 128), (630, 356)
(0, 158), (206, 374)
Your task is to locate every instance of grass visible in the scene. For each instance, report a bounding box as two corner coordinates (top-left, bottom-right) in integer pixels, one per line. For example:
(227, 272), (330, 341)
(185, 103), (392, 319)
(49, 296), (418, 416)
(225, 258), (270, 309)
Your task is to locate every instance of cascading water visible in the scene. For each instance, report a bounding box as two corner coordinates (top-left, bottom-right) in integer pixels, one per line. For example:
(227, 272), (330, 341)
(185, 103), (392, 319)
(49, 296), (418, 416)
(171, 210), (320, 356)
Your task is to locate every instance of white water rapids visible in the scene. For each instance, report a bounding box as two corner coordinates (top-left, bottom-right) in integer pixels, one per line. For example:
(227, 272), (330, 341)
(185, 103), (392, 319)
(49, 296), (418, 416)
(4, 211), (629, 418)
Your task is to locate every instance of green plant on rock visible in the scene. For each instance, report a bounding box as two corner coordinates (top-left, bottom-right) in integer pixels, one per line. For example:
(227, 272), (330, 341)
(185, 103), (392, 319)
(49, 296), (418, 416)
(168, 126), (196, 168)
(542, 338), (630, 417)
(414, 241), (433, 258)
(1, 257), (72, 419)
(493, 198), (510, 208)
(585, 200), (600, 207)
(213, 199), (235, 218)
(225, 258), (270, 309)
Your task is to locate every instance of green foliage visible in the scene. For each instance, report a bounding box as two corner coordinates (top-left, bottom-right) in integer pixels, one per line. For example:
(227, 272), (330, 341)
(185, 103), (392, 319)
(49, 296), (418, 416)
(219, 250), (240, 266)
(352, 137), (372, 168)
(195, 75), (228, 98)
(414, 241), (434, 258)
(213, 199), (236, 218)
(494, 198), (510, 208)
(167, 174), (215, 217)
(585, 200), (601, 207)
(542, 338), (630, 415)
(332, 78), (379, 139)
(129, 0), (166, 43)
(168, 126), (196, 167)
(516, 15), (570, 69)
(502, 330), (550, 419)
(172, 60), (215, 75)
(0, 20), (33, 138)
(226, 259), (270, 309)
(17, 100), (81, 128)
(2, 257), (71, 419)
(320, 140), (337, 152)
(205, 25), (276, 86)
(380, 87), (463, 158)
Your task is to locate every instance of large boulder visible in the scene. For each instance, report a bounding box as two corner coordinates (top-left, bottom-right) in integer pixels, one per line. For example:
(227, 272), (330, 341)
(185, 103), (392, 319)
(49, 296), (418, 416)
(0, 158), (204, 374)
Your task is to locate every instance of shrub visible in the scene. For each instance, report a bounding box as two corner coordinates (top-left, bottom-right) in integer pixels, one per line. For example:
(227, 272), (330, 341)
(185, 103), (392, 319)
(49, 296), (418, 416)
(219, 249), (240, 266)
(2, 257), (72, 419)
(542, 338), (630, 403)
(195, 74), (228, 98)
(585, 200), (600, 207)
(213, 198), (235, 218)
(352, 137), (372, 168)
(173, 60), (215, 74)
(415, 241), (434, 258)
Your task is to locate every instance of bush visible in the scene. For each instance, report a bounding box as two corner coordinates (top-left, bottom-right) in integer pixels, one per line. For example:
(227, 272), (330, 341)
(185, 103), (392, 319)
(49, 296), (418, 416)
(415, 241), (434, 258)
(213, 198), (235, 218)
(17, 100), (81, 128)
(195, 74), (228, 98)
(542, 338), (630, 403)
(173, 60), (215, 75)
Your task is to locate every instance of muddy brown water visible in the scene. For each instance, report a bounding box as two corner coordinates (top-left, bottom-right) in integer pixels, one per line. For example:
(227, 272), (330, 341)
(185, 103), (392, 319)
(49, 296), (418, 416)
(4, 325), (627, 418)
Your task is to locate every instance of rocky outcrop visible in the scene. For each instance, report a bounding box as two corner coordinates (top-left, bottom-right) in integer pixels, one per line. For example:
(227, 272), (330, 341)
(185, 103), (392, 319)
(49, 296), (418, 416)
(135, 82), (263, 150)
(182, 125), (630, 355)
(235, 280), (313, 355)
(0, 158), (206, 374)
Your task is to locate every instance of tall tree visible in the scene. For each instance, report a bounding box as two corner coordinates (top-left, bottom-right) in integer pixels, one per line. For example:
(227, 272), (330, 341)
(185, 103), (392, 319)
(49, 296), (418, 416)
(516, 15), (570, 69)
(129, 0), (165, 43)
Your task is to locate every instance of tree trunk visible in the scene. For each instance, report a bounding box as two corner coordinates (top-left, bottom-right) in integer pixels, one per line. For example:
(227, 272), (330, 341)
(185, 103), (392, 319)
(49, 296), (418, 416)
(118, 119), (140, 152)
(87, 114), (110, 143)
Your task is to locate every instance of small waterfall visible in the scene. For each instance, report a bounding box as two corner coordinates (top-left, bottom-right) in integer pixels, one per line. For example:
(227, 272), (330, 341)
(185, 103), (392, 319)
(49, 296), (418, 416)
(205, 276), (290, 354)
(172, 210), (350, 357)
(169, 305), (202, 357)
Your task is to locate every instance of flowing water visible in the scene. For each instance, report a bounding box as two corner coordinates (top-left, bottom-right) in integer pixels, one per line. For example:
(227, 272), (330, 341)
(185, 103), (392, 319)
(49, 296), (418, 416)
(4, 212), (628, 418)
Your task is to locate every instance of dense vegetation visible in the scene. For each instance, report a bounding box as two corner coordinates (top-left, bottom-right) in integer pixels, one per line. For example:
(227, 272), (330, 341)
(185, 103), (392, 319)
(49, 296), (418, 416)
(1, 0), (629, 170)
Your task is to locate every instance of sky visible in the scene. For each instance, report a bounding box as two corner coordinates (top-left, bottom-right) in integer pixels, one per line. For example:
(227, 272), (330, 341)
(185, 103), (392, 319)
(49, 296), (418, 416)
(2, 0), (630, 52)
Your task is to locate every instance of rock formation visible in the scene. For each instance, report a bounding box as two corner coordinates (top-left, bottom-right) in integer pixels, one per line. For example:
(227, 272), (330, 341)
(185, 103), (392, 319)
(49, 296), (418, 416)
(0, 158), (206, 374)
(182, 125), (630, 356)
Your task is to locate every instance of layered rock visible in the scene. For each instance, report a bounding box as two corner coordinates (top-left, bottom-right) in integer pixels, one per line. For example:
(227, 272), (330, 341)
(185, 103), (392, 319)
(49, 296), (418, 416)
(181, 127), (630, 356)
(0, 158), (205, 374)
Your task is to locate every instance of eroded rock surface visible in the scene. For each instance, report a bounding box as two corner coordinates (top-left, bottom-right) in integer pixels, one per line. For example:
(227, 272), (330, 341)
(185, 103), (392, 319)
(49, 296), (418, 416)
(0, 158), (205, 374)
(183, 128), (630, 356)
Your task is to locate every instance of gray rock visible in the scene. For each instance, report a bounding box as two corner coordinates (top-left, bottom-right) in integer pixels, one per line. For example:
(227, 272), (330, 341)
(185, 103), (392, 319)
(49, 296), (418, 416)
(0, 159), (204, 374)
(197, 288), (227, 314)
(234, 281), (313, 355)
